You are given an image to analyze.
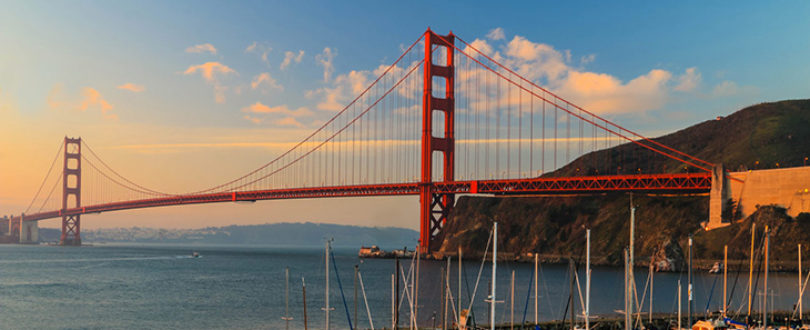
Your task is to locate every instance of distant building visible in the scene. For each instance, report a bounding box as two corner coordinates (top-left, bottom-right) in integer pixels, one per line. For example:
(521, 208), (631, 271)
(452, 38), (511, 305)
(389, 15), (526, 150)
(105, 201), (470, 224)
(358, 245), (382, 257)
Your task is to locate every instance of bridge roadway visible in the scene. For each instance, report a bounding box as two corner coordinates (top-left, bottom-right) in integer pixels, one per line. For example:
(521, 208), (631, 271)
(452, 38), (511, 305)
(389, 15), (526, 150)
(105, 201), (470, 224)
(12, 173), (711, 223)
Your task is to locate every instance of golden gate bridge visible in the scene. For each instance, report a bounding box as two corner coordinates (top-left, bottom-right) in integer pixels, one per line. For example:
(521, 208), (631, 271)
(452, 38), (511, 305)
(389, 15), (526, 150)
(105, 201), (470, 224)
(4, 29), (716, 251)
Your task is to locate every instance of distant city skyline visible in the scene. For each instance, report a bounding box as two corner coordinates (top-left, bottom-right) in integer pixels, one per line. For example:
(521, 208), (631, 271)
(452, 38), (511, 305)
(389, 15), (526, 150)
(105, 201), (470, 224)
(1, 1), (808, 229)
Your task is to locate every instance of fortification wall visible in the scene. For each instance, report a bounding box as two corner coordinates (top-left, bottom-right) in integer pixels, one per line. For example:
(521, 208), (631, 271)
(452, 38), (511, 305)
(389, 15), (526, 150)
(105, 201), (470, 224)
(708, 166), (810, 229)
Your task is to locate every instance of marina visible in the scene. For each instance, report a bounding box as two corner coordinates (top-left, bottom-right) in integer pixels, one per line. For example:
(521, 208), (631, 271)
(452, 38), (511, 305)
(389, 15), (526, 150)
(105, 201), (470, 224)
(2, 242), (810, 329)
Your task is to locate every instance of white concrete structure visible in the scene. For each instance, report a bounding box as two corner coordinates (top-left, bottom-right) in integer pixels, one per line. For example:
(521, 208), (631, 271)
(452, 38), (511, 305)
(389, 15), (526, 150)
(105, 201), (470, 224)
(708, 165), (810, 229)
(20, 220), (38, 244)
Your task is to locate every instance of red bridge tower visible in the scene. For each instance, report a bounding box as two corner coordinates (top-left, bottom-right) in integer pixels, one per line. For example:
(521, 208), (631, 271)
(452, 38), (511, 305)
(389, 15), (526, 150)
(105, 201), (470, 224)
(419, 30), (455, 253)
(61, 137), (81, 246)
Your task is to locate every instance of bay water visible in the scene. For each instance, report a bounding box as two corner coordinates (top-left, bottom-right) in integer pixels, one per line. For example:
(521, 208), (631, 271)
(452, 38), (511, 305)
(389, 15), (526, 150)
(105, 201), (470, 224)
(0, 244), (802, 329)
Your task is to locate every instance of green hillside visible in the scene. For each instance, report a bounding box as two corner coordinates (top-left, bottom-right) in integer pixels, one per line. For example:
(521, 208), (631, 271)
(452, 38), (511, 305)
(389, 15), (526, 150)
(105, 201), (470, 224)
(438, 99), (810, 270)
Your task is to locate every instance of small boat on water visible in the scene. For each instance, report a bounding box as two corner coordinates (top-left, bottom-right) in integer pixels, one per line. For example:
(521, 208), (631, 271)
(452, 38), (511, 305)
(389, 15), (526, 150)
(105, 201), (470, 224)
(709, 261), (722, 274)
(192, 251), (200, 258)
(722, 317), (747, 330)
(692, 319), (728, 330)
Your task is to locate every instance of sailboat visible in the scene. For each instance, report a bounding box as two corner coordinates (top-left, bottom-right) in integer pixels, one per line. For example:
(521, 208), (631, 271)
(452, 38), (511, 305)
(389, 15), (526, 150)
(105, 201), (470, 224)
(488, 222), (498, 330)
(323, 240), (334, 330)
(281, 267), (293, 330)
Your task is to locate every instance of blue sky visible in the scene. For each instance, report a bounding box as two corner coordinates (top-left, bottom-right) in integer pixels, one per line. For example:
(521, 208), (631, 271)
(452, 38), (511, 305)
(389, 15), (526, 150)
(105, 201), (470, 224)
(1, 1), (808, 229)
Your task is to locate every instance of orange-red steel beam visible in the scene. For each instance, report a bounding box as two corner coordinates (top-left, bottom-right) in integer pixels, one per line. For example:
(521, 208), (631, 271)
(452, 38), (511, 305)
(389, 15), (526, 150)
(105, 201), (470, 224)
(14, 173), (711, 224)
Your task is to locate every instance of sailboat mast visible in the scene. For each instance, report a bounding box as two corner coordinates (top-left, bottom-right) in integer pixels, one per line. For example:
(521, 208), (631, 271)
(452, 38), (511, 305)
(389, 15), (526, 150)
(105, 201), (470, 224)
(395, 257), (400, 328)
(354, 265), (358, 327)
(625, 248), (630, 330)
(764, 225), (769, 328)
(649, 263), (653, 325)
(629, 195), (636, 322)
(491, 221), (498, 330)
(569, 258), (575, 330)
(586, 229), (591, 330)
(444, 257), (450, 330)
(415, 249), (420, 325)
(283, 267), (293, 330)
(511, 270), (515, 330)
(801, 243), (804, 321)
(723, 245), (728, 317)
(688, 235), (693, 328)
(748, 222), (756, 319)
(535, 252), (539, 325)
(302, 277), (308, 330)
(441, 265), (446, 330)
(324, 240), (331, 330)
(459, 246), (463, 324)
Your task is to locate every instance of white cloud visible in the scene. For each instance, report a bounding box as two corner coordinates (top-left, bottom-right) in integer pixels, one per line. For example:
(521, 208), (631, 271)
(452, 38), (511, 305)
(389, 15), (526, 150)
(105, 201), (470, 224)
(456, 34), (737, 115)
(251, 73), (283, 91)
(274, 116), (305, 128)
(241, 102), (312, 127)
(316, 47), (336, 83)
(503, 36), (568, 81)
(185, 43), (217, 55)
(674, 67), (701, 92)
(303, 31), (748, 120)
(48, 85), (117, 120)
(555, 69), (672, 114)
(464, 38), (495, 57)
(241, 102), (312, 117)
(117, 83), (145, 93)
(79, 87), (114, 114)
(486, 27), (505, 41)
(280, 50), (305, 70)
(307, 69), (370, 111)
(183, 62), (236, 82)
(183, 62), (237, 103)
(245, 42), (272, 66)
(245, 42), (258, 53)
(243, 115), (263, 124)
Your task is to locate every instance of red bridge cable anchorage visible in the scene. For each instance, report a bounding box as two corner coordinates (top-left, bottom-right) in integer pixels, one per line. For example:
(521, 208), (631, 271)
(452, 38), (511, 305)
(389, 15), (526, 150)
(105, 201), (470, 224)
(449, 35), (715, 173)
(189, 34), (426, 195)
(24, 140), (63, 214)
(224, 59), (425, 193)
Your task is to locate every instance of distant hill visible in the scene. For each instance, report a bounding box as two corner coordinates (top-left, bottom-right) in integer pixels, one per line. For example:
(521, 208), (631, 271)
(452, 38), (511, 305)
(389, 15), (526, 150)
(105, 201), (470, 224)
(439, 99), (810, 269)
(553, 99), (810, 176)
(40, 222), (418, 249)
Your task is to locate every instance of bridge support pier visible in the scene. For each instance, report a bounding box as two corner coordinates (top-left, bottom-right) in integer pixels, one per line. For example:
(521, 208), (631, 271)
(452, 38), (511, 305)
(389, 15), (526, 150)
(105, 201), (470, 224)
(20, 220), (38, 244)
(707, 164), (731, 230)
(419, 29), (455, 254)
(8, 214), (21, 242)
(61, 137), (82, 246)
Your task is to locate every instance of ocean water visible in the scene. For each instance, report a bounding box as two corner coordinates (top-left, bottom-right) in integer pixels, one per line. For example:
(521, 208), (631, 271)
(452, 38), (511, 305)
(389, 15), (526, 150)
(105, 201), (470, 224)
(0, 243), (804, 329)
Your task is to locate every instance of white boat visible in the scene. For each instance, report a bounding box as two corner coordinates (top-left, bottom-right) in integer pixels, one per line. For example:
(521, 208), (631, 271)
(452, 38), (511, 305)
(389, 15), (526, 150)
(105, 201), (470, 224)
(692, 319), (729, 330)
(709, 261), (722, 274)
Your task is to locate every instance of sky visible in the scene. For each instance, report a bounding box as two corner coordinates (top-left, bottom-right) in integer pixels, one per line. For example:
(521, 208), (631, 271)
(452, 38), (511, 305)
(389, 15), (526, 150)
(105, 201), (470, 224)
(1, 1), (808, 230)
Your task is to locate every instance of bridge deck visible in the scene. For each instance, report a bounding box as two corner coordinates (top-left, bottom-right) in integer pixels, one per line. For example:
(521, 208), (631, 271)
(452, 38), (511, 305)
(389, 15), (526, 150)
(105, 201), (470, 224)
(13, 173), (711, 223)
